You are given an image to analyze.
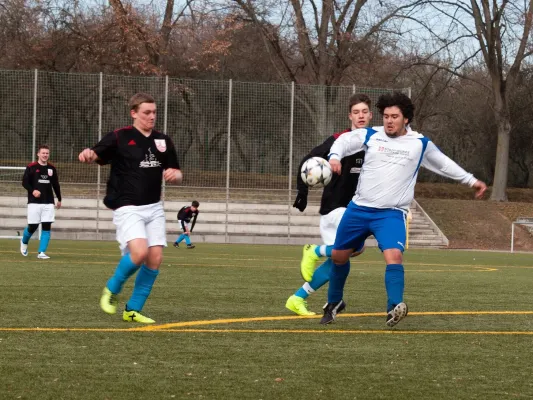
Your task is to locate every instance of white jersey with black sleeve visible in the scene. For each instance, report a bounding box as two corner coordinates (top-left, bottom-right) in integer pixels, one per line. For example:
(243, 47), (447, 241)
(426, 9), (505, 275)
(328, 126), (478, 212)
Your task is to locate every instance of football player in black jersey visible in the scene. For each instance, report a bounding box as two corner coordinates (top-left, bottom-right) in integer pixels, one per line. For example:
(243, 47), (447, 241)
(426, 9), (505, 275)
(173, 200), (200, 249)
(20, 145), (62, 259)
(79, 93), (182, 323)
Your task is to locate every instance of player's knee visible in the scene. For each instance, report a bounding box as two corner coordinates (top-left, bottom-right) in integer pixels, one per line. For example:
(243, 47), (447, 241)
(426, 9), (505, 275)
(384, 248), (403, 264)
(332, 250), (350, 265)
(27, 224), (39, 234)
(146, 248), (163, 269)
(41, 222), (52, 231)
(129, 248), (149, 265)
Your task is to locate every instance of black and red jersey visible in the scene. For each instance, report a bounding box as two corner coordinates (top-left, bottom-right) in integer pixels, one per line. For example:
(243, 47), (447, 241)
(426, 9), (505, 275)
(177, 206), (199, 232)
(296, 129), (364, 215)
(22, 162), (61, 204)
(92, 126), (180, 209)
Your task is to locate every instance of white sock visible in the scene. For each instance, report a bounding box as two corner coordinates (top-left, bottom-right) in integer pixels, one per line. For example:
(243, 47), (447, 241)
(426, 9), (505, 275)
(318, 245), (327, 257)
(303, 282), (315, 295)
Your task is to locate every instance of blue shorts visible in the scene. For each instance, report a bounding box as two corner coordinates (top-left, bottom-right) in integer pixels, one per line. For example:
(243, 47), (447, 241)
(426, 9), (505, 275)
(333, 202), (407, 252)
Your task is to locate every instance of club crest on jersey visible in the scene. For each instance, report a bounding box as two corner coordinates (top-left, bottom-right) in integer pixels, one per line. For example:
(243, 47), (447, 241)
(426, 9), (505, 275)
(48, 169), (53, 177)
(154, 139), (167, 152)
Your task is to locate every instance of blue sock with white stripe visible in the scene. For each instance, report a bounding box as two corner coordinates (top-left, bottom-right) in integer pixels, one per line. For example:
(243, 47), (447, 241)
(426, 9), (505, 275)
(295, 258), (333, 299)
(327, 261), (350, 303)
(38, 230), (51, 253)
(106, 253), (141, 295)
(314, 245), (333, 258)
(126, 265), (159, 312)
(385, 264), (405, 312)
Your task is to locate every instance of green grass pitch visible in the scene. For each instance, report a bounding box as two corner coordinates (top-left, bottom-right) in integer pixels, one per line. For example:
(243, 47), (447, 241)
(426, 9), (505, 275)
(1, 239), (533, 399)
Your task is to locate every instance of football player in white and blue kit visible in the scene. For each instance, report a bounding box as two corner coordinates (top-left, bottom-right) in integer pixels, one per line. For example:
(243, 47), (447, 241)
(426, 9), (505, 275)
(322, 92), (487, 326)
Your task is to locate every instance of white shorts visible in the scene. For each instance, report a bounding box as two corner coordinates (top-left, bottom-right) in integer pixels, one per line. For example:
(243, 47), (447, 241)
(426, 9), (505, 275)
(178, 220), (191, 232)
(113, 202), (167, 255)
(319, 207), (346, 246)
(27, 203), (55, 224)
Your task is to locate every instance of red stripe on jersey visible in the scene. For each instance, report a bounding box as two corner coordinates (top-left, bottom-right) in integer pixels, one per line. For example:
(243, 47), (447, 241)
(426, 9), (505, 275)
(333, 129), (352, 140)
(113, 126), (132, 133)
(47, 162), (55, 168)
(28, 162), (38, 167)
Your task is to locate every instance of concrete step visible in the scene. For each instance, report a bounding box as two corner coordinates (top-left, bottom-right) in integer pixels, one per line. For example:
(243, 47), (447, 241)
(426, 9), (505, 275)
(0, 196), (448, 248)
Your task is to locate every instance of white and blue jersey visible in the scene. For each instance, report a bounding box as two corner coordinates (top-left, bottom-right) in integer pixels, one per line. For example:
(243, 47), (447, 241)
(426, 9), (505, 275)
(328, 126), (478, 251)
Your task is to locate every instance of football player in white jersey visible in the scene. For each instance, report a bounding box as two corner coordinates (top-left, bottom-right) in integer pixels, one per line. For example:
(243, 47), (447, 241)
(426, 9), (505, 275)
(322, 92), (487, 326)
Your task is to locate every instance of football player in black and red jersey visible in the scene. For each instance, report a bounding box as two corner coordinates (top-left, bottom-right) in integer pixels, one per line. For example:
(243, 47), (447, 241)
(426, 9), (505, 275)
(173, 200), (200, 249)
(20, 144), (62, 259)
(79, 93), (182, 324)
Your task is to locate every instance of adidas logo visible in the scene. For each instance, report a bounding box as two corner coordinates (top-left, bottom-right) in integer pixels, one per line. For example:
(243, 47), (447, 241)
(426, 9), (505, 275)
(128, 140), (136, 146)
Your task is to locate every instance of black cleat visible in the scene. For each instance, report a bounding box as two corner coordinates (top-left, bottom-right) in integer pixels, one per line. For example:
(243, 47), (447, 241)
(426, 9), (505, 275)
(320, 300), (346, 325)
(186, 244), (195, 249)
(173, 242), (179, 248)
(386, 302), (408, 327)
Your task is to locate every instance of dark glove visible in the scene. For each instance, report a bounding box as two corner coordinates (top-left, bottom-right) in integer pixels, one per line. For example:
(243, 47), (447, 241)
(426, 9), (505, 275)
(293, 192), (308, 212)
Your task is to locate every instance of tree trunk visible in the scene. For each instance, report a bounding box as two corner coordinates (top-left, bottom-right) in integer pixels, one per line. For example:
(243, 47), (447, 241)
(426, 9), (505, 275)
(490, 106), (510, 201)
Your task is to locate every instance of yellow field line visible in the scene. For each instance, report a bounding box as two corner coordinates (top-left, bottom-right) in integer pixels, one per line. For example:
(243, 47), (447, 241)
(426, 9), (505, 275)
(139, 310), (533, 331)
(159, 329), (533, 335)
(3, 310), (532, 333)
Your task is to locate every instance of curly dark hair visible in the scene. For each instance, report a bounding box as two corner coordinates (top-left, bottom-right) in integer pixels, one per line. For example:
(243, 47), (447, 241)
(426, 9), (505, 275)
(376, 92), (414, 124)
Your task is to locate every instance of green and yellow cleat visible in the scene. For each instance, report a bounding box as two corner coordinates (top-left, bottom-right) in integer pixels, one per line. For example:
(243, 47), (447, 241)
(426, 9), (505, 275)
(285, 295), (316, 316)
(123, 310), (155, 324)
(100, 287), (118, 315)
(300, 244), (320, 282)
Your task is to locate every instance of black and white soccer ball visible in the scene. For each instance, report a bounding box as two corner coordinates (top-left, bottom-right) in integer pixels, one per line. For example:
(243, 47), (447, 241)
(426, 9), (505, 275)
(300, 157), (333, 188)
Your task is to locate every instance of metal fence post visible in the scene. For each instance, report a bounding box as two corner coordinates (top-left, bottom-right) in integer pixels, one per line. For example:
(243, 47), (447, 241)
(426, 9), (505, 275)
(162, 75), (169, 204)
(287, 82), (295, 241)
(225, 79), (233, 244)
(96, 72), (103, 237)
(32, 69), (38, 160)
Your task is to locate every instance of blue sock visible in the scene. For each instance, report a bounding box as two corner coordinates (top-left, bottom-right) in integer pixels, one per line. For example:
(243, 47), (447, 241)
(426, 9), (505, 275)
(38, 230), (51, 253)
(385, 264), (405, 312)
(126, 265), (159, 312)
(327, 261), (350, 303)
(22, 227), (33, 245)
(184, 235), (191, 245)
(175, 234), (186, 244)
(106, 254), (141, 295)
(309, 258), (333, 291)
(295, 286), (309, 299)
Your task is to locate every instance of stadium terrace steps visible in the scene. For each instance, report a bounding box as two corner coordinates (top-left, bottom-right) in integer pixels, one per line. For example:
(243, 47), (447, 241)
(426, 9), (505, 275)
(0, 197), (448, 248)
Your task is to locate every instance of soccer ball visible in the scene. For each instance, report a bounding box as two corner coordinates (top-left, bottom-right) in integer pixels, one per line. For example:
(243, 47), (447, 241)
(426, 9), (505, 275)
(300, 157), (333, 188)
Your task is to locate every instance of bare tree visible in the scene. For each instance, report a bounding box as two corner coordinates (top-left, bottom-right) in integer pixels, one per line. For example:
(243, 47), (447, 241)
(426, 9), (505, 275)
(409, 0), (533, 201)
(108, 0), (195, 71)
(230, 0), (425, 86)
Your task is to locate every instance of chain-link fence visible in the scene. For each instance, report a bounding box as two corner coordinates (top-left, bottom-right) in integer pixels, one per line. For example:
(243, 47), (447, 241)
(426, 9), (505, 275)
(0, 69), (408, 204)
